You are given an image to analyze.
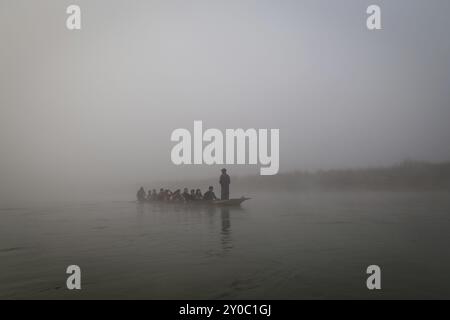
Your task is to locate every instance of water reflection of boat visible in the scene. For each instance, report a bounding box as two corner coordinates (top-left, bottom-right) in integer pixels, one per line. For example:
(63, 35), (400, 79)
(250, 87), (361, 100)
(138, 197), (250, 207)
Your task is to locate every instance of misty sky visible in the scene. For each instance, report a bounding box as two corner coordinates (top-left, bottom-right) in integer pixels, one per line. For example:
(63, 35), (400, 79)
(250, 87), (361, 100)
(1, 0), (450, 202)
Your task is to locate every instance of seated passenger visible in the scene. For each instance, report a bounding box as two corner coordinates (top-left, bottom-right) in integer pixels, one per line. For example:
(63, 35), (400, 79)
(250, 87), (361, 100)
(190, 189), (196, 200)
(164, 189), (173, 201)
(136, 187), (146, 201)
(157, 188), (165, 201)
(171, 189), (184, 202)
(203, 186), (217, 201)
(151, 189), (158, 201)
(182, 188), (193, 201)
(195, 189), (203, 200)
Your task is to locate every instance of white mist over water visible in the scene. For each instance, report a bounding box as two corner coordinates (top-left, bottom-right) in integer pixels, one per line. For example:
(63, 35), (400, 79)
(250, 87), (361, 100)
(1, 1), (450, 204)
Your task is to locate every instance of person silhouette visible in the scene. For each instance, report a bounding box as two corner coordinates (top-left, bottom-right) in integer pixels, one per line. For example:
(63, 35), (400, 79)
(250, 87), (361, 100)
(136, 187), (146, 201)
(219, 168), (230, 200)
(203, 186), (217, 201)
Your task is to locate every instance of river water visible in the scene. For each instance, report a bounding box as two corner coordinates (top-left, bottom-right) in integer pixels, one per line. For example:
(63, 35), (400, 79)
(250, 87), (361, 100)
(1, 191), (450, 299)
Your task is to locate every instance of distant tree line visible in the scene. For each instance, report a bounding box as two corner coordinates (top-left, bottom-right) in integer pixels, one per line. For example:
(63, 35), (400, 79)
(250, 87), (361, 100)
(158, 161), (450, 192)
(233, 161), (450, 191)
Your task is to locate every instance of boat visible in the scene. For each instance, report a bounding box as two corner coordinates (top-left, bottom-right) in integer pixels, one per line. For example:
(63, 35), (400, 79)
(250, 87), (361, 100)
(210, 197), (251, 206)
(138, 197), (251, 207)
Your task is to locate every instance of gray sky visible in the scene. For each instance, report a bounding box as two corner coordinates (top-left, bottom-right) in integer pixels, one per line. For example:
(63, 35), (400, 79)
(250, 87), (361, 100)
(1, 0), (450, 202)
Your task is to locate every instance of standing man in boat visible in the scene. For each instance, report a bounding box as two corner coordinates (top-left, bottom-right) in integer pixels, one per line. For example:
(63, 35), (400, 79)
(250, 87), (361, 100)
(219, 168), (230, 200)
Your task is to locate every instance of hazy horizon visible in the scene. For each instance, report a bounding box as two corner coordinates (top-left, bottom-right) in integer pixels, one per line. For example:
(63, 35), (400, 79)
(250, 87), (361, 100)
(1, 0), (450, 204)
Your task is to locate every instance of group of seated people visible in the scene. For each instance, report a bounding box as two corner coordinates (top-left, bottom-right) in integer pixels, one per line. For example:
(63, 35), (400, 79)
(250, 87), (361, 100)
(137, 186), (218, 202)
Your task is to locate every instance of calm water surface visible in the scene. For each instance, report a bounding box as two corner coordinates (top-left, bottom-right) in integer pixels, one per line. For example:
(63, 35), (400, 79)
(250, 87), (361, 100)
(1, 191), (450, 299)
